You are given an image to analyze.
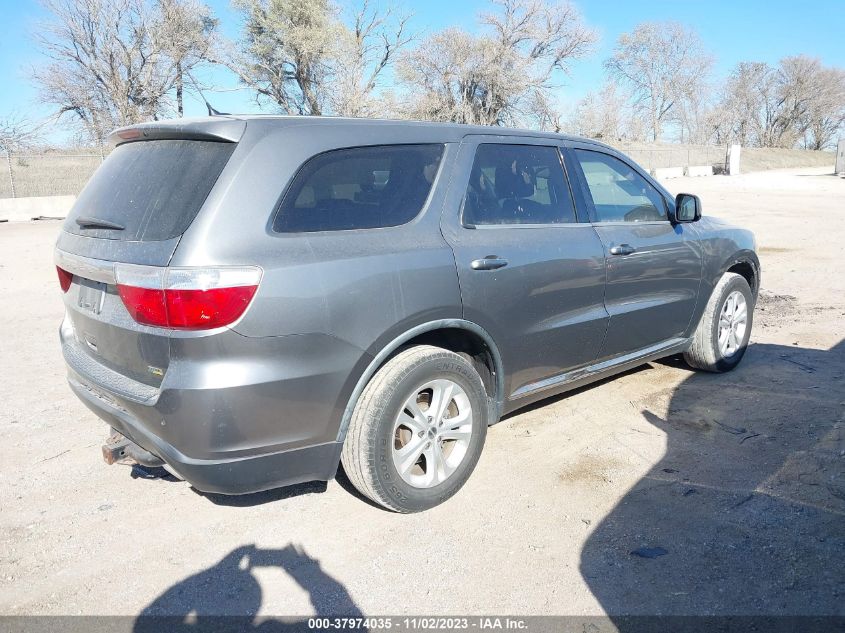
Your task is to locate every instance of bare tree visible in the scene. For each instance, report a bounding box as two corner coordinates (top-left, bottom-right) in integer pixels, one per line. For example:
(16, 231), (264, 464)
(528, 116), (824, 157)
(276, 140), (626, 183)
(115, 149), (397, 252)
(226, 0), (336, 115)
(397, 0), (597, 126)
(0, 114), (43, 198)
(805, 67), (845, 150)
(33, 0), (217, 146)
(776, 57), (845, 150)
(761, 55), (822, 148)
(717, 62), (775, 146)
(225, 0), (411, 116)
(670, 79), (717, 144)
(605, 22), (713, 142)
(567, 82), (630, 141)
(330, 1), (413, 116)
(156, 0), (219, 117)
(0, 114), (42, 153)
(395, 28), (502, 124)
(526, 89), (564, 133)
(717, 57), (845, 149)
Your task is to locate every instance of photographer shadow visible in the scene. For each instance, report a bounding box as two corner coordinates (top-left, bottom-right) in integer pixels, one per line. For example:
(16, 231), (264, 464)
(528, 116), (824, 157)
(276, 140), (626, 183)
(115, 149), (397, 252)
(134, 544), (364, 633)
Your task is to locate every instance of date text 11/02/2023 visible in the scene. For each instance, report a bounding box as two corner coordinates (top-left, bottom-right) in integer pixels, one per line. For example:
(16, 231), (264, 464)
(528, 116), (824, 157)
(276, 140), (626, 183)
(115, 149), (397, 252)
(307, 617), (529, 630)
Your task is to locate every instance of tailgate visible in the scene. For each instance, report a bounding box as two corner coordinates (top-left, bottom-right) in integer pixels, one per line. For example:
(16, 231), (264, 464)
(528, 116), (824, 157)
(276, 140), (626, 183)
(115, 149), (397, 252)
(55, 134), (239, 393)
(57, 250), (170, 393)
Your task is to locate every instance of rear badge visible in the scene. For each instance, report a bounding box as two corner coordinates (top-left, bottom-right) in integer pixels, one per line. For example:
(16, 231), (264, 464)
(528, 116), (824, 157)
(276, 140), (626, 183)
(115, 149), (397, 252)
(147, 366), (164, 377)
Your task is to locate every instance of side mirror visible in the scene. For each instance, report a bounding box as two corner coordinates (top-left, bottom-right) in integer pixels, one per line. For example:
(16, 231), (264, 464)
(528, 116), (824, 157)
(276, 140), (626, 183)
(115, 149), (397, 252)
(672, 193), (702, 223)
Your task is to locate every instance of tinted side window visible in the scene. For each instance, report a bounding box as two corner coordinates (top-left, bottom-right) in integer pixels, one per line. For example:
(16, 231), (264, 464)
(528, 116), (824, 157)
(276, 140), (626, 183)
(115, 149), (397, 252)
(574, 150), (667, 222)
(274, 144), (444, 232)
(463, 144), (576, 225)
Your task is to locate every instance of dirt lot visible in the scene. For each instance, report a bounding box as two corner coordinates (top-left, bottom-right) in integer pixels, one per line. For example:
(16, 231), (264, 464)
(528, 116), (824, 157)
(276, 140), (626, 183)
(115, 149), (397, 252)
(1, 167), (843, 624)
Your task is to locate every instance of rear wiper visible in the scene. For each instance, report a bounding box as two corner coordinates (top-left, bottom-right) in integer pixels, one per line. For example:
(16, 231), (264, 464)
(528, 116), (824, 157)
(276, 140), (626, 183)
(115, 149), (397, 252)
(75, 216), (125, 230)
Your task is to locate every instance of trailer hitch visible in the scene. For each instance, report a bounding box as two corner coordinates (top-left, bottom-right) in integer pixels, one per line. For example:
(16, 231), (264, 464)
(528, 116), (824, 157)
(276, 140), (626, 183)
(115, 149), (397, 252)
(102, 430), (165, 467)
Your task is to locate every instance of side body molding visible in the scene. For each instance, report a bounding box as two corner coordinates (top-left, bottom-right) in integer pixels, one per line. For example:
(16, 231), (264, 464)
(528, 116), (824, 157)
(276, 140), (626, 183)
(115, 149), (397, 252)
(335, 319), (506, 442)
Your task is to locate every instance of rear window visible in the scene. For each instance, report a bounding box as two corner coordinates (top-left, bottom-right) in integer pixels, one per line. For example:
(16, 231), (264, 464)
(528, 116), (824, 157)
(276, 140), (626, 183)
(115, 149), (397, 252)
(273, 144), (444, 233)
(64, 140), (235, 241)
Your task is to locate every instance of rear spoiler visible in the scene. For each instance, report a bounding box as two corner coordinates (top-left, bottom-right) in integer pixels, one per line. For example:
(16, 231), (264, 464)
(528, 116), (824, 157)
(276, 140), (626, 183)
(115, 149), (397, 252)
(108, 117), (246, 147)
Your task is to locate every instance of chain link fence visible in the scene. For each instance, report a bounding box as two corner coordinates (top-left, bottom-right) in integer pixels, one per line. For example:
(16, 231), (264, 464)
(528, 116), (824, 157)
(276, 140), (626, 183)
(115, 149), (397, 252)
(2, 152), (103, 199)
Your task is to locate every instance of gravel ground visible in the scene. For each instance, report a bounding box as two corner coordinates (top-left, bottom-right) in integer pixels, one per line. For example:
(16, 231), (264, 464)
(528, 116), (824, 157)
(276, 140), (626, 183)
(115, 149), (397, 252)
(0, 167), (843, 623)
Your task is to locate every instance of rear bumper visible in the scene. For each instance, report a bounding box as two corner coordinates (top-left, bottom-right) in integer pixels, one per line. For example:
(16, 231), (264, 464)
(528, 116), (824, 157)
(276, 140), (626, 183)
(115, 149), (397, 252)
(61, 319), (368, 494)
(69, 375), (344, 494)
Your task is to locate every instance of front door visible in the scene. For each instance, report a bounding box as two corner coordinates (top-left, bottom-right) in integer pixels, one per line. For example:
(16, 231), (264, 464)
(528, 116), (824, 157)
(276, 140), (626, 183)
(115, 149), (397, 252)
(567, 147), (702, 360)
(441, 138), (609, 400)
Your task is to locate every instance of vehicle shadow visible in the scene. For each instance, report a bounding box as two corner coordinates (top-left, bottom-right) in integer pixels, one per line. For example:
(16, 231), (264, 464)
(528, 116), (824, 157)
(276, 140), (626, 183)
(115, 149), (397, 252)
(129, 464), (329, 507)
(332, 466), (382, 510)
(133, 544), (365, 632)
(196, 481), (329, 507)
(580, 340), (845, 622)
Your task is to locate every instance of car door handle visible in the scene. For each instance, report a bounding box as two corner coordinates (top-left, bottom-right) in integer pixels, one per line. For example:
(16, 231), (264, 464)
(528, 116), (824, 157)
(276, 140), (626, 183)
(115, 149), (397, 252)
(609, 244), (636, 256)
(471, 256), (509, 271)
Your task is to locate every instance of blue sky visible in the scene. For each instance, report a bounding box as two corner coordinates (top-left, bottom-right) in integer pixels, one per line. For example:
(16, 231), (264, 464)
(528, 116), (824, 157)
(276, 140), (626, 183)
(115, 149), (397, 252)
(1, 0), (843, 143)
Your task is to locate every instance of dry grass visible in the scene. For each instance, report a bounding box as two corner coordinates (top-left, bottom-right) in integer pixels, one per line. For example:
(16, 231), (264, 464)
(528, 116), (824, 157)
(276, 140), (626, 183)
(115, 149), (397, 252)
(0, 153), (103, 198)
(611, 141), (835, 173)
(740, 146), (835, 172)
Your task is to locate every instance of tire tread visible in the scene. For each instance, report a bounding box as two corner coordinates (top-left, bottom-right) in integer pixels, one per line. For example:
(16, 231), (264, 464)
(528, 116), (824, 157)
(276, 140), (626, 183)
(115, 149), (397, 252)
(341, 345), (481, 512)
(684, 272), (751, 372)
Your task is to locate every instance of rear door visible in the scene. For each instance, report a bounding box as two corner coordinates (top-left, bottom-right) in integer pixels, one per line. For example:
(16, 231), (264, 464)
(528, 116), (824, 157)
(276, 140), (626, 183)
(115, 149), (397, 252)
(565, 145), (702, 360)
(440, 136), (609, 400)
(56, 137), (237, 390)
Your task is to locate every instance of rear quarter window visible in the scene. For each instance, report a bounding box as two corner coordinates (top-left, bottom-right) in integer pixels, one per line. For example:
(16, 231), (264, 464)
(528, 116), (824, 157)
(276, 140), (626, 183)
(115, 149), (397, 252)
(64, 140), (235, 241)
(273, 144), (444, 233)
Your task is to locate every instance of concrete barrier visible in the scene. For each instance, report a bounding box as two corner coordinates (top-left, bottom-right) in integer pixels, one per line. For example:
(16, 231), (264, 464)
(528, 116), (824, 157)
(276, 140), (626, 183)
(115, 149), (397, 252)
(684, 165), (714, 177)
(0, 195), (75, 222)
(652, 167), (685, 179)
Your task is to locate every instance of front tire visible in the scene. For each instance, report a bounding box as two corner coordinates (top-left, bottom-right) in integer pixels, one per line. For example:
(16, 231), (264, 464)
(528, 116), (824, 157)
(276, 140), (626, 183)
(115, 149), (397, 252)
(684, 272), (754, 372)
(341, 345), (489, 513)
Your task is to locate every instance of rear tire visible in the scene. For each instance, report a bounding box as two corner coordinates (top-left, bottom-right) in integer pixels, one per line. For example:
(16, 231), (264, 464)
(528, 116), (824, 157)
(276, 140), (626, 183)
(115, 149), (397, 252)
(341, 345), (488, 513)
(683, 272), (754, 372)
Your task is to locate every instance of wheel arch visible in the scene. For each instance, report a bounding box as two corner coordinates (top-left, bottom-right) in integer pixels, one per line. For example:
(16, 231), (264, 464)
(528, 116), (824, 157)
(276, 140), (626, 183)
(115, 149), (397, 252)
(723, 250), (761, 297)
(335, 319), (505, 443)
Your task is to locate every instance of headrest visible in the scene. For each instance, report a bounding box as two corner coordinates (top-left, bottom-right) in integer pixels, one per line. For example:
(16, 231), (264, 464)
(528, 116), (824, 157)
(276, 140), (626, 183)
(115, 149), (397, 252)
(494, 163), (534, 199)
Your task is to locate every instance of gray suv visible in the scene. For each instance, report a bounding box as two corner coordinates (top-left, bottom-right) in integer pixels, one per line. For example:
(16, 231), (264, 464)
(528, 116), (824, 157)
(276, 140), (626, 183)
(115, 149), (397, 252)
(55, 117), (759, 512)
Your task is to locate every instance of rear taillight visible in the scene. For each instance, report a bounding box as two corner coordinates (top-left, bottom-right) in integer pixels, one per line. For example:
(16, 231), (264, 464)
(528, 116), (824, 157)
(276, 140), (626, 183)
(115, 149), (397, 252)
(57, 266), (73, 293)
(114, 265), (262, 330)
